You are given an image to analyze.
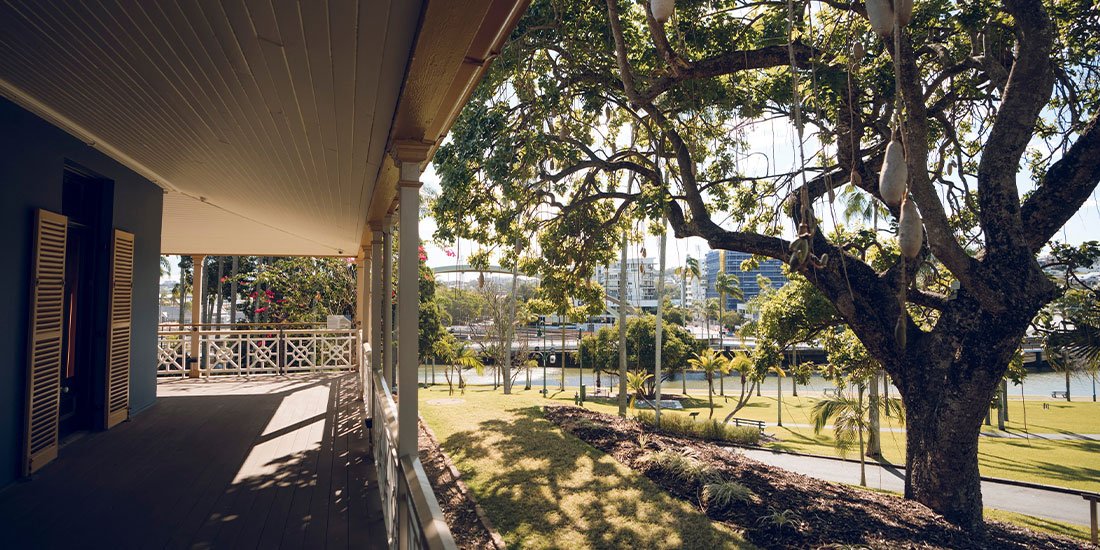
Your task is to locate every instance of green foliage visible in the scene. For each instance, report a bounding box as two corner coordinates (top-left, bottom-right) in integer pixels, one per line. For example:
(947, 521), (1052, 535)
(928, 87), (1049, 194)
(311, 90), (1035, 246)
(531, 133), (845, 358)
(688, 349), (732, 380)
(578, 315), (703, 384)
(745, 275), (838, 353)
(241, 257), (355, 323)
(436, 287), (485, 326)
(626, 370), (654, 410)
(758, 508), (803, 532)
(417, 265), (448, 361)
(811, 386), (904, 457)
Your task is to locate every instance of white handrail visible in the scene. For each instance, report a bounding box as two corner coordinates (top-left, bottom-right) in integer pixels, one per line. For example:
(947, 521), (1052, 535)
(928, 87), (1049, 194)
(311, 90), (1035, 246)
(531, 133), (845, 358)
(366, 346), (456, 550)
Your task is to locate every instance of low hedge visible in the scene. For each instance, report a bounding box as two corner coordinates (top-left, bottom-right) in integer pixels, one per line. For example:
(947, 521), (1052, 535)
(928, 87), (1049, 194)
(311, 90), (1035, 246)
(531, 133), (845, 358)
(635, 410), (761, 446)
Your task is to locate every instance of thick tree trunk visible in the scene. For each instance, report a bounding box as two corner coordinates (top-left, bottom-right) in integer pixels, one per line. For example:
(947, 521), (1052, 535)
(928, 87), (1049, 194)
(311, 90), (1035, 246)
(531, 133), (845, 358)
(903, 389), (986, 530)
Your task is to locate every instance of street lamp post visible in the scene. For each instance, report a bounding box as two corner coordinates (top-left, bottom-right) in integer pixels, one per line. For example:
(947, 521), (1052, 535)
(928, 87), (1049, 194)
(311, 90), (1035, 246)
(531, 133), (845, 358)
(578, 326), (584, 390)
(535, 344), (555, 398)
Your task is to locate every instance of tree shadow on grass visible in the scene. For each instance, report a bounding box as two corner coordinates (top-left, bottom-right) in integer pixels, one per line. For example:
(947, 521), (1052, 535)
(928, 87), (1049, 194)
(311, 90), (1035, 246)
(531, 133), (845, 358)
(442, 406), (746, 549)
(978, 444), (1100, 488)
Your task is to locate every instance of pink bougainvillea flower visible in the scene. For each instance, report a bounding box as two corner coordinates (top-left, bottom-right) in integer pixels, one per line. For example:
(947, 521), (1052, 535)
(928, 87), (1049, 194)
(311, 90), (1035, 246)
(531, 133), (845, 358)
(255, 307), (268, 313)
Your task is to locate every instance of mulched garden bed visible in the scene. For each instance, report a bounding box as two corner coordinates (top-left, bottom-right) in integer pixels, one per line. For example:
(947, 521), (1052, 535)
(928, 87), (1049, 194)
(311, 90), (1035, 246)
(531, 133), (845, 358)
(545, 405), (1090, 550)
(418, 421), (501, 549)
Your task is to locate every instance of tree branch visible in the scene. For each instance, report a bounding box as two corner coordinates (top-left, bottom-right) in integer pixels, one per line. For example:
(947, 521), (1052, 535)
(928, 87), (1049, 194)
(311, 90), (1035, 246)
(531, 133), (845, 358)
(1020, 113), (1100, 250)
(975, 0), (1055, 254)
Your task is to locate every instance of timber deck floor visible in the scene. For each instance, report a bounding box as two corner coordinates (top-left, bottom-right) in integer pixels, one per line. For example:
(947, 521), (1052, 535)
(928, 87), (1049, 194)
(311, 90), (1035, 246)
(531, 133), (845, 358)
(0, 373), (385, 549)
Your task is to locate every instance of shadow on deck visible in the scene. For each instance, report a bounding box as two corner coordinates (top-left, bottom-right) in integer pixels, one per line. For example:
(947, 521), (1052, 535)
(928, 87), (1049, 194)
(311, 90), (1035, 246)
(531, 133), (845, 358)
(0, 372), (384, 549)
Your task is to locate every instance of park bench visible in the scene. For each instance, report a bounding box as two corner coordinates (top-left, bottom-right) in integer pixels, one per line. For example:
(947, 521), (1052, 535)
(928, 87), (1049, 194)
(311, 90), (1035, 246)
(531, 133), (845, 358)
(1084, 492), (1100, 545)
(728, 417), (766, 434)
(1052, 390), (1068, 399)
(587, 387), (612, 398)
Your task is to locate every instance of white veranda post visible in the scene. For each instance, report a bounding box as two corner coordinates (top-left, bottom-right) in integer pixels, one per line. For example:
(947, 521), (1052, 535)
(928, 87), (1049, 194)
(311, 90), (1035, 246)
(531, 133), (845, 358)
(355, 252), (369, 394)
(189, 254), (205, 378)
(382, 215), (395, 387)
(394, 142), (429, 459)
(370, 227), (384, 375)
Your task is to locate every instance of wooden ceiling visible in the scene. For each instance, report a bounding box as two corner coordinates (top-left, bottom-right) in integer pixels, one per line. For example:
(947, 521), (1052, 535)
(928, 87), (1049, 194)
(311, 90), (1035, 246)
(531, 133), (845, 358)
(0, 0), (528, 257)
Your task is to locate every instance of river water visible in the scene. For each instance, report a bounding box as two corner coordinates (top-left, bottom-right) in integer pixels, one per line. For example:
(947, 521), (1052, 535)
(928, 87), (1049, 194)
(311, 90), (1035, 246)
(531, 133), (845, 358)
(416, 365), (1099, 398)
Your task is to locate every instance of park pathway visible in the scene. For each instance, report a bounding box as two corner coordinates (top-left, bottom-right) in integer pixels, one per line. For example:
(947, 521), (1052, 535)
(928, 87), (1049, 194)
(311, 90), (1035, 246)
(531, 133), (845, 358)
(779, 423), (1100, 441)
(736, 447), (1093, 527)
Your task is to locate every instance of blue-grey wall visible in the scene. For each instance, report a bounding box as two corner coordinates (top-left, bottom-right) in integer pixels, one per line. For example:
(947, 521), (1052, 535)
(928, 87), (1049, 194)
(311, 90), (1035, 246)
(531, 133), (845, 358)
(0, 97), (162, 487)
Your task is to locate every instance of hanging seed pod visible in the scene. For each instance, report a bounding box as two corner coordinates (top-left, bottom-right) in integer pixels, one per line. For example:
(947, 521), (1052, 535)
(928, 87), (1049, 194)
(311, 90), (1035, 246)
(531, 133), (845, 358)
(895, 315), (907, 350)
(640, 247), (647, 258)
(946, 160), (954, 176)
(478, 272), (485, 288)
(851, 168), (863, 188)
(898, 198), (923, 258)
(605, 105), (613, 120)
(895, 0), (914, 27)
(878, 139), (907, 207)
(639, 264), (646, 274)
(558, 122), (567, 140)
(852, 42), (865, 63)
(865, 0), (894, 35)
(651, 0), (674, 23)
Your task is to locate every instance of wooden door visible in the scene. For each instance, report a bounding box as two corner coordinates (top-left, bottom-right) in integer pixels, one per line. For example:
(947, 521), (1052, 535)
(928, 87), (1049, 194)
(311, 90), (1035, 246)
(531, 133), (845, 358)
(105, 229), (134, 429)
(24, 209), (68, 475)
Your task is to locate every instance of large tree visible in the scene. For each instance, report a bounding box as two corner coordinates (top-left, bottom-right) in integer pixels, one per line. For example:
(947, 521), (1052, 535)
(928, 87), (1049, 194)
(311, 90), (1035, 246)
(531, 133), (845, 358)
(432, 0), (1100, 529)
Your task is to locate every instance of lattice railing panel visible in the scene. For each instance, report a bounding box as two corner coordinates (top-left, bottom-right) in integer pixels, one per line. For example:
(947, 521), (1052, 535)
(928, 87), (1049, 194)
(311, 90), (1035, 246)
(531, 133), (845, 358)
(156, 329), (357, 377)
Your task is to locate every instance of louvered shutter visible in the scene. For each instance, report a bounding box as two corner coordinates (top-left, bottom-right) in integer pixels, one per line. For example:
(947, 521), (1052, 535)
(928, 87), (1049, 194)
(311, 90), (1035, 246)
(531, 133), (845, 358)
(24, 209), (68, 475)
(105, 229), (134, 429)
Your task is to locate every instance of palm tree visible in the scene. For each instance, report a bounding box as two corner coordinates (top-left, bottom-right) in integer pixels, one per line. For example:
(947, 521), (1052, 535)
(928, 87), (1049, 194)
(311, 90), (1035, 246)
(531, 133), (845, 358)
(1047, 308), (1100, 401)
(432, 337), (458, 395)
(812, 384), (905, 486)
(626, 370), (654, 412)
(838, 183), (890, 225)
(453, 343), (485, 395)
(687, 349), (731, 418)
(714, 272), (742, 397)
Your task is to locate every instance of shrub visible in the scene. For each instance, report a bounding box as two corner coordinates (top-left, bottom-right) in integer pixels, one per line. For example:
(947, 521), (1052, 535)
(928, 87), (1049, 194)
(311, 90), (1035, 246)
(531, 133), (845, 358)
(721, 426), (761, 446)
(701, 481), (755, 510)
(643, 450), (719, 485)
(758, 508), (803, 532)
(635, 411), (761, 445)
(698, 419), (726, 440)
(660, 413), (697, 437)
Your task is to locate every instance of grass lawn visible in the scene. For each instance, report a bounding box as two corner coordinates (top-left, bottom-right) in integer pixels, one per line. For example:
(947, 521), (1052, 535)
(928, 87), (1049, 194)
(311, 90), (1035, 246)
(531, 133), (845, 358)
(418, 386), (750, 549)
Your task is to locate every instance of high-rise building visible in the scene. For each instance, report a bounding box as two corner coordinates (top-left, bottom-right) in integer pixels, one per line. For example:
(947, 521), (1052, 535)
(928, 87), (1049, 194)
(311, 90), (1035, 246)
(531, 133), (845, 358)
(594, 257), (660, 312)
(704, 250), (788, 310)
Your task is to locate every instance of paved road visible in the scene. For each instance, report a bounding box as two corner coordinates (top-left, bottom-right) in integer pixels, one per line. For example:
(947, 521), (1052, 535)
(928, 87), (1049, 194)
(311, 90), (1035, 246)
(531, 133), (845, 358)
(736, 447), (1092, 526)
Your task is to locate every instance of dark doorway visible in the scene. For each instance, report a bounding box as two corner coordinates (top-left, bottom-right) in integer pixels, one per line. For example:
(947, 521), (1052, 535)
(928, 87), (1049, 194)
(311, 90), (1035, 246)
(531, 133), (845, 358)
(58, 167), (111, 438)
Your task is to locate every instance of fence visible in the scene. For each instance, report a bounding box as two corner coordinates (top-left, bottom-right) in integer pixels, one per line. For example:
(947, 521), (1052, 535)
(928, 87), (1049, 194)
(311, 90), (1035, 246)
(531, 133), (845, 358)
(364, 344), (456, 550)
(156, 327), (358, 377)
